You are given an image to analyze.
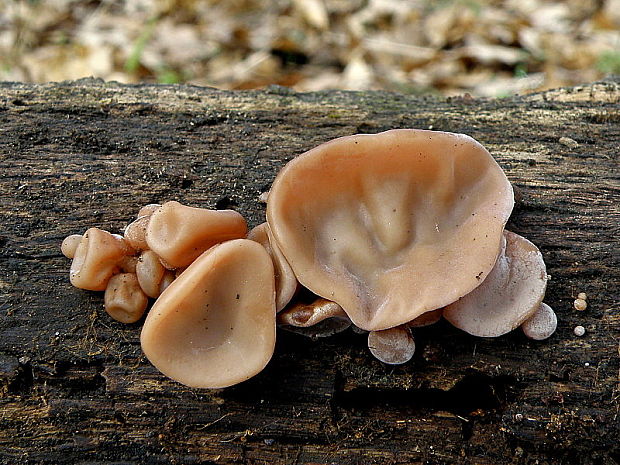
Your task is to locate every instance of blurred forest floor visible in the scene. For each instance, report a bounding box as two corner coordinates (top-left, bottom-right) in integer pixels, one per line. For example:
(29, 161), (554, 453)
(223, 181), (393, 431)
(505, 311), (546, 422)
(1, 0), (619, 97)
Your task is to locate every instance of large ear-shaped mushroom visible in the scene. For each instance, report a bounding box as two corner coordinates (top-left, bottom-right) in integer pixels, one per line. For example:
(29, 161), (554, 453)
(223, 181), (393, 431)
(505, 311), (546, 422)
(140, 239), (276, 389)
(247, 222), (298, 312)
(267, 129), (514, 331)
(146, 201), (248, 269)
(443, 230), (548, 337)
(70, 228), (135, 291)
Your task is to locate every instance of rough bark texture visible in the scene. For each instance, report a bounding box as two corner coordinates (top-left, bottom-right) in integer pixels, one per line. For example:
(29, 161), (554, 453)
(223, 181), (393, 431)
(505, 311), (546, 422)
(0, 78), (618, 465)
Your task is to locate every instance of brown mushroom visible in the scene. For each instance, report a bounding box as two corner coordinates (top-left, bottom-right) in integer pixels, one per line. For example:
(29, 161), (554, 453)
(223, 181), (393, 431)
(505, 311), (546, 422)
(104, 273), (149, 323)
(267, 129), (513, 331)
(140, 239), (276, 389)
(247, 222), (298, 312)
(277, 297), (351, 338)
(146, 201), (248, 269)
(135, 250), (166, 298)
(70, 227), (135, 291)
(521, 302), (557, 340)
(443, 230), (548, 337)
(61, 234), (83, 259)
(367, 325), (416, 365)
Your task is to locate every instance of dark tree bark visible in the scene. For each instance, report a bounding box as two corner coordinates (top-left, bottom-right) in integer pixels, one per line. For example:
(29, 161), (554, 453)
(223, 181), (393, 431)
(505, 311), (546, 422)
(0, 78), (618, 465)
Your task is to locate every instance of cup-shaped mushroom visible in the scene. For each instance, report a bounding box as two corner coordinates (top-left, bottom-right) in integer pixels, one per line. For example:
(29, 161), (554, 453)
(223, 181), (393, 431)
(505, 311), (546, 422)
(140, 239), (276, 389)
(247, 222), (298, 312)
(146, 201), (248, 269)
(70, 228), (135, 291)
(522, 303), (557, 340)
(368, 326), (416, 365)
(267, 129), (514, 331)
(124, 215), (151, 251)
(443, 230), (548, 337)
(104, 273), (149, 323)
(136, 250), (166, 298)
(61, 234), (83, 259)
(277, 297), (351, 338)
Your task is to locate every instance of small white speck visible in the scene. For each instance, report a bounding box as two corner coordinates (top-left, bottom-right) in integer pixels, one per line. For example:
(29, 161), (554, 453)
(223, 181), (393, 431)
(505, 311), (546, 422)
(574, 325), (586, 337)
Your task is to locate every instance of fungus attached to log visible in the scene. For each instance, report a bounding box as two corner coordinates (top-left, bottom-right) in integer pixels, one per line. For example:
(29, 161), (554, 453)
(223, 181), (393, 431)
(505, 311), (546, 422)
(61, 234), (83, 259)
(247, 222), (298, 312)
(277, 297), (351, 337)
(104, 273), (149, 323)
(443, 230), (548, 337)
(267, 129), (514, 331)
(70, 227), (135, 291)
(521, 302), (557, 340)
(136, 250), (166, 298)
(367, 325), (416, 365)
(146, 201), (248, 269)
(140, 239), (276, 389)
(124, 215), (151, 251)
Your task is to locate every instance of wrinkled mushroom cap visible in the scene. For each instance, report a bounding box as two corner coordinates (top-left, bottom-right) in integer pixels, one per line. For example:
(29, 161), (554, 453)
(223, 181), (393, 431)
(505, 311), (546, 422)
(140, 239), (276, 389)
(267, 129), (513, 331)
(247, 222), (298, 312)
(104, 273), (148, 324)
(368, 325), (416, 365)
(70, 227), (135, 291)
(521, 303), (557, 340)
(146, 201), (248, 269)
(443, 230), (548, 337)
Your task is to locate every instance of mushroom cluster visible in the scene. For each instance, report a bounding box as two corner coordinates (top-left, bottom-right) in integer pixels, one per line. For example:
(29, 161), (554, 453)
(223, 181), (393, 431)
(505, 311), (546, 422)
(61, 129), (557, 388)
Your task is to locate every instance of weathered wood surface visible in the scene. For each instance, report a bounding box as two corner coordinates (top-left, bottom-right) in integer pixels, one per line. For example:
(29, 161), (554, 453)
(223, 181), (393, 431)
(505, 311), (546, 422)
(0, 78), (618, 465)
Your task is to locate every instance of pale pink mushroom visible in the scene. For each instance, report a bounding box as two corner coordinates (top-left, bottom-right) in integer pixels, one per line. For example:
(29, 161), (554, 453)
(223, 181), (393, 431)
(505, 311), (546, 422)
(247, 222), (298, 312)
(267, 129), (513, 331)
(146, 201), (248, 269)
(443, 230), (548, 337)
(521, 303), (557, 340)
(135, 250), (166, 298)
(368, 326), (416, 365)
(140, 239), (276, 389)
(61, 234), (83, 259)
(277, 297), (351, 337)
(104, 273), (149, 323)
(70, 227), (135, 291)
